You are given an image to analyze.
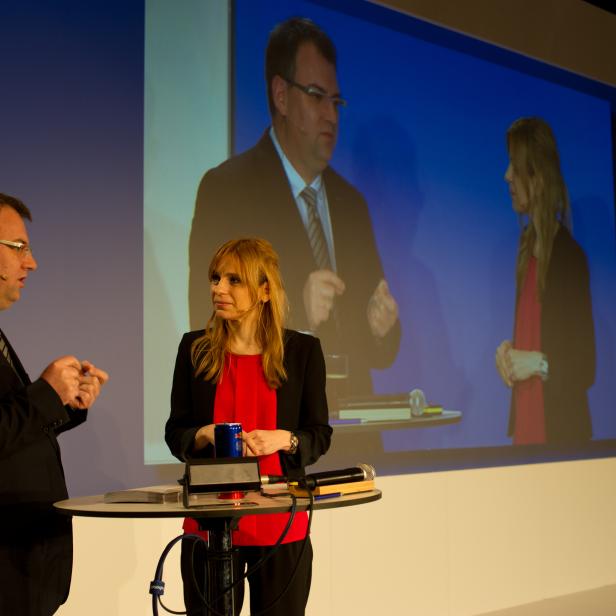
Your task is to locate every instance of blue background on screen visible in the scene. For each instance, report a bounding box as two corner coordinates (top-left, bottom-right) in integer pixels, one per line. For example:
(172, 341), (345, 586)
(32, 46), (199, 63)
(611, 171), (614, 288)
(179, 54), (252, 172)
(233, 0), (616, 453)
(3, 0), (616, 490)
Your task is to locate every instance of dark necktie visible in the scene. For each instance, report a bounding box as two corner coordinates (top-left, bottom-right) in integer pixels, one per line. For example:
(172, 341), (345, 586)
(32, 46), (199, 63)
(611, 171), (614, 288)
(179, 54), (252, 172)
(0, 330), (24, 384)
(301, 186), (332, 271)
(0, 332), (15, 369)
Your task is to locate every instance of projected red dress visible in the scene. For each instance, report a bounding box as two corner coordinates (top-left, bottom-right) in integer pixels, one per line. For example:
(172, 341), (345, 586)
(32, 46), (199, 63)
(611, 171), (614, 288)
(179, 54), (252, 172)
(184, 353), (307, 545)
(512, 257), (546, 444)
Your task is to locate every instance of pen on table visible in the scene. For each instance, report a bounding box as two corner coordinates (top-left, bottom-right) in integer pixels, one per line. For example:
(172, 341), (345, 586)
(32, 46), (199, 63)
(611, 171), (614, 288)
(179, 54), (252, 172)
(314, 492), (342, 500)
(329, 418), (363, 425)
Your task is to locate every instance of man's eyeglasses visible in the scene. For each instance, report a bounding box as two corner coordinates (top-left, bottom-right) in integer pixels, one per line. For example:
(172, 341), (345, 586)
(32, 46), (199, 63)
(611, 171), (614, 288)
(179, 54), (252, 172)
(283, 77), (347, 109)
(0, 239), (33, 257)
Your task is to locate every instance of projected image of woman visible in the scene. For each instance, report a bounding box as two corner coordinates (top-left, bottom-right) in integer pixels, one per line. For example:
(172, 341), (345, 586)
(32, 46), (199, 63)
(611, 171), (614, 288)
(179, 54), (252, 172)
(495, 117), (595, 445)
(165, 237), (332, 616)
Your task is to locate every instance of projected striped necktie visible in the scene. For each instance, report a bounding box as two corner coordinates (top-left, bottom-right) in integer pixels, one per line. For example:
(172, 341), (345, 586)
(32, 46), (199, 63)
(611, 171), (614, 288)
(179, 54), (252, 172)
(301, 186), (332, 271)
(0, 331), (15, 369)
(300, 186), (341, 337)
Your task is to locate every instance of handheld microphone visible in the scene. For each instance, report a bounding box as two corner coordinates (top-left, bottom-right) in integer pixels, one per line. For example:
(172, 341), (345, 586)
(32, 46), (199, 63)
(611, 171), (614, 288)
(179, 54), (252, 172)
(260, 474), (287, 485)
(300, 463), (375, 490)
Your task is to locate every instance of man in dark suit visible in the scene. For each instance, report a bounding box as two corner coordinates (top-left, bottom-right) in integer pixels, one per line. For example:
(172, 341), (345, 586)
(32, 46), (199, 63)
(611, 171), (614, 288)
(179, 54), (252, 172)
(0, 193), (108, 615)
(189, 18), (400, 405)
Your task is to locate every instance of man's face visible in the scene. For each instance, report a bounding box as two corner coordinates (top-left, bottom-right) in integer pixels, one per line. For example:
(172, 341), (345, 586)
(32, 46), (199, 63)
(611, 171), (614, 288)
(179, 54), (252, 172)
(275, 42), (341, 183)
(0, 207), (37, 311)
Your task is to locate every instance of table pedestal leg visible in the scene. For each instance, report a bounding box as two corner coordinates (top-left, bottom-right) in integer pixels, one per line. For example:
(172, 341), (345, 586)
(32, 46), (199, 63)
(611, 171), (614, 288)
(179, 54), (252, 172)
(197, 517), (237, 616)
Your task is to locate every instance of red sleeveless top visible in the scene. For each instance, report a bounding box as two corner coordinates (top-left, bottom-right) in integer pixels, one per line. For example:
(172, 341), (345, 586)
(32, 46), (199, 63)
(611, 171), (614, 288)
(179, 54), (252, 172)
(184, 353), (308, 545)
(512, 257), (546, 444)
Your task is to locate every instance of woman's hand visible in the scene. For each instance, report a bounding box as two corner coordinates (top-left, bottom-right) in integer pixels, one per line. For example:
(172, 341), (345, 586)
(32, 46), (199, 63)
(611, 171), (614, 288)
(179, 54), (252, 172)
(244, 429), (293, 457)
(507, 349), (544, 382)
(495, 339), (513, 387)
(194, 424), (216, 451)
(496, 341), (544, 385)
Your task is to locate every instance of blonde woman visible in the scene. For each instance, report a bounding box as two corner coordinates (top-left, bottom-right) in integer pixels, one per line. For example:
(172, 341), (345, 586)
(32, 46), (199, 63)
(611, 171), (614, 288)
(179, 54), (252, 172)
(166, 237), (331, 616)
(495, 117), (595, 445)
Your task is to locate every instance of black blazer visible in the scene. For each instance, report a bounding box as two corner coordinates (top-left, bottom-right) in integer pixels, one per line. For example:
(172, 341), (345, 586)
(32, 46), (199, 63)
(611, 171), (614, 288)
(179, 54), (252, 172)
(0, 329), (87, 615)
(165, 329), (332, 480)
(508, 226), (595, 443)
(188, 131), (400, 396)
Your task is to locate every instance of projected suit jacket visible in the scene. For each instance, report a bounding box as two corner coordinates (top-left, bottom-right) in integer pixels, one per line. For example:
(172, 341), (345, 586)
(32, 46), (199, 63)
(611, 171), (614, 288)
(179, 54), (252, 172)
(0, 329), (86, 616)
(188, 131), (401, 399)
(165, 329), (332, 480)
(508, 226), (595, 444)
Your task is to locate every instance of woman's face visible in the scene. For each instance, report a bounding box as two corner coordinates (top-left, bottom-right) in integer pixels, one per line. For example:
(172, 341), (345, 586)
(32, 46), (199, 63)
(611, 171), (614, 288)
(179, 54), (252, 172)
(210, 257), (268, 321)
(504, 159), (531, 214)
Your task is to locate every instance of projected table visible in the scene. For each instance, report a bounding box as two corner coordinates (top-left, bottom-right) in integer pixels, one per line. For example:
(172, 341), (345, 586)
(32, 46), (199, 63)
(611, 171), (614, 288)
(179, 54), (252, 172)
(330, 409), (462, 432)
(55, 488), (381, 615)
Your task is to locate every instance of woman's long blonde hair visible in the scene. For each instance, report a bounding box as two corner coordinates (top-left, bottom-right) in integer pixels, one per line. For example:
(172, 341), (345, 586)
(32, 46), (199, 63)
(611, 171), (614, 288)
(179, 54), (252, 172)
(507, 117), (571, 299)
(191, 237), (288, 388)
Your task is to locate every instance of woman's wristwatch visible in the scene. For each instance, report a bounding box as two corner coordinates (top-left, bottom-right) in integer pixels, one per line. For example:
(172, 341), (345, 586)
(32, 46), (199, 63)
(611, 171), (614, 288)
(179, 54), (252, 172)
(288, 432), (299, 455)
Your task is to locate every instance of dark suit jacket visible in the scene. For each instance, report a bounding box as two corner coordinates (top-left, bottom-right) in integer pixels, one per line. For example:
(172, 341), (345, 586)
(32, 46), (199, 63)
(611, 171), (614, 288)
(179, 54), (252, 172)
(0, 329), (87, 616)
(165, 329), (332, 480)
(188, 131), (400, 397)
(508, 226), (595, 444)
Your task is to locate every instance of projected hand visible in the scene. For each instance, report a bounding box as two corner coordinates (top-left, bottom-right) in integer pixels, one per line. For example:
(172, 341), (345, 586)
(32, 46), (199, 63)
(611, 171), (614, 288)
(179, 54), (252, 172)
(303, 269), (345, 331)
(496, 342), (544, 385)
(495, 340), (513, 387)
(367, 279), (398, 338)
(507, 349), (544, 382)
(69, 360), (109, 409)
(244, 429), (292, 457)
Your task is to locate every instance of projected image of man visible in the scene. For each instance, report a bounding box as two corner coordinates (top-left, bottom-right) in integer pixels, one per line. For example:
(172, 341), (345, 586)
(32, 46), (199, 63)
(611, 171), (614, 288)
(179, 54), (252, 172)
(189, 17), (401, 406)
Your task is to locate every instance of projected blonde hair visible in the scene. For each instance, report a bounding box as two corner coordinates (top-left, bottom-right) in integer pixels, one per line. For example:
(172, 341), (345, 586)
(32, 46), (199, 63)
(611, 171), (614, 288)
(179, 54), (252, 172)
(507, 117), (571, 298)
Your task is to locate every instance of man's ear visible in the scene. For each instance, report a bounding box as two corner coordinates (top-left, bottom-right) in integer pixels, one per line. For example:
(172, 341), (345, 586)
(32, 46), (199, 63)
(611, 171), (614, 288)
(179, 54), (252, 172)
(271, 75), (288, 117)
